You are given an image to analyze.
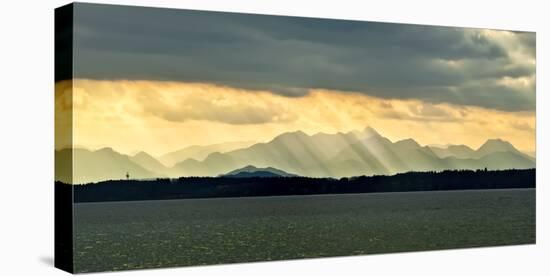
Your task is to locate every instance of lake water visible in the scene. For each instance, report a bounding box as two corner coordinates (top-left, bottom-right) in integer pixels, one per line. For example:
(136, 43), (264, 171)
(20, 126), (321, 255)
(73, 189), (535, 272)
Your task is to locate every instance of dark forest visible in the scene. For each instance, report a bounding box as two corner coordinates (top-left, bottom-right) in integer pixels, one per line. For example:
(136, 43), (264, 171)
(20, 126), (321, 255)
(57, 169), (536, 203)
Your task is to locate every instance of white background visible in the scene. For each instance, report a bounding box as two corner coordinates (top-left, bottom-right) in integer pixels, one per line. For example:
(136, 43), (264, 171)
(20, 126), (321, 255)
(0, 0), (547, 275)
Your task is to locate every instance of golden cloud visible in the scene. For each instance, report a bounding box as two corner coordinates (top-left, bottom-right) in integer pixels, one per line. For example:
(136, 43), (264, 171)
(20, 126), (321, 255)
(56, 79), (535, 156)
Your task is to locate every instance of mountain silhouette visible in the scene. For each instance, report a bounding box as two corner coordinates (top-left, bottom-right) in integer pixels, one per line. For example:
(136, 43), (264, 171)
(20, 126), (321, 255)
(427, 144), (476, 159)
(221, 165), (298, 178)
(159, 141), (256, 166)
(130, 151), (168, 175)
(55, 148), (160, 184)
(171, 128), (535, 177)
(474, 138), (522, 158)
(58, 127), (535, 183)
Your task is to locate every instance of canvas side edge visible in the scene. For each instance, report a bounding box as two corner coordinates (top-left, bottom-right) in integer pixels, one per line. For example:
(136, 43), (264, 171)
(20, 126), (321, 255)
(54, 3), (75, 274)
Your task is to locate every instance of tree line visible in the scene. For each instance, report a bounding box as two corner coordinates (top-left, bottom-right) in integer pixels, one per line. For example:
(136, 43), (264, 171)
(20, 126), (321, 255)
(58, 168), (536, 202)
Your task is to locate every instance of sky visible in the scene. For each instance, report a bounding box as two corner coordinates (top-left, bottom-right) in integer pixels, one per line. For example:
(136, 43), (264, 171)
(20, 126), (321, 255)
(56, 3), (536, 156)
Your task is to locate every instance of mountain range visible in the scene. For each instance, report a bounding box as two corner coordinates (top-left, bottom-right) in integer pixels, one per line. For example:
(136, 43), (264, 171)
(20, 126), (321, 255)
(158, 141), (256, 166)
(55, 127), (535, 184)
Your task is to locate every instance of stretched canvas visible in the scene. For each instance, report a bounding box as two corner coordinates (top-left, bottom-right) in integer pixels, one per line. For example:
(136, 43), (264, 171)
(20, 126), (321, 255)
(55, 2), (536, 273)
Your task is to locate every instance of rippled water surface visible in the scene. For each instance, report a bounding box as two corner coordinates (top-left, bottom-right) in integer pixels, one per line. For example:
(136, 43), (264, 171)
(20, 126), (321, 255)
(74, 189), (535, 272)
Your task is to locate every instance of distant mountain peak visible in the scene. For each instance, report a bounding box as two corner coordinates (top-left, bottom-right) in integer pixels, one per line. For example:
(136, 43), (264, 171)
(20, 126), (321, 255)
(96, 147), (116, 153)
(483, 138), (506, 144)
(449, 144), (474, 150)
(272, 130), (310, 142)
(395, 138), (420, 148)
(349, 126), (381, 139)
(288, 130), (308, 136)
(478, 138), (516, 151)
(132, 151), (163, 164)
(472, 138), (522, 160)
(159, 140), (257, 166)
(363, 126), (380, 135)
(221, 165), (297, 178)
(133, 151), (153, 158)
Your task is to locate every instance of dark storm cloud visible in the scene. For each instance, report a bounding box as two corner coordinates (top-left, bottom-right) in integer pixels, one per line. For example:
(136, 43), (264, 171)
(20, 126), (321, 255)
(72, 3), (536, 111)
